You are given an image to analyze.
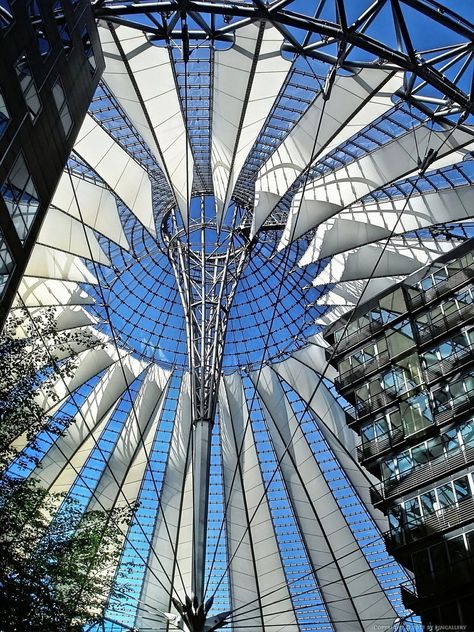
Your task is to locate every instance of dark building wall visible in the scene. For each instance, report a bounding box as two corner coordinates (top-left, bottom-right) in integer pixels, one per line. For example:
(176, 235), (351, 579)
(324, 240), (474, 626)
(0, 0), (103, 326)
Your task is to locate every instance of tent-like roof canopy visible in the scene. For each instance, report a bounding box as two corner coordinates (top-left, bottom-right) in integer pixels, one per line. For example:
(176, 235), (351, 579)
(5, 2), (474, 630)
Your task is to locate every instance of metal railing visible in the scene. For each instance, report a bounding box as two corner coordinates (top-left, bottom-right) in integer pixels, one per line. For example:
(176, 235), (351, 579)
(373, 444), (474, 503)
(336, 349), (390, 390)
(354, 389), (400, 418)
(423, 342), (474, 383)
(434, 386), (474, 426)
(385, 495), (474, 551)
(416, 302), (474, 345)
(332, 319), (385, 355)
(407, 265), (474, 311)
(357, 426), (405, 462)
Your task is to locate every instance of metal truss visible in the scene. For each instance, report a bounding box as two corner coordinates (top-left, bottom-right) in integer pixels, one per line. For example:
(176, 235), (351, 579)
(94, 0), (474, 118)
(162, 197), (250, 604)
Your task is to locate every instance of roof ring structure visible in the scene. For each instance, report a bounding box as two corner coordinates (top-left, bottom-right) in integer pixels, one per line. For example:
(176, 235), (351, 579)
(7, 1), (474, 631)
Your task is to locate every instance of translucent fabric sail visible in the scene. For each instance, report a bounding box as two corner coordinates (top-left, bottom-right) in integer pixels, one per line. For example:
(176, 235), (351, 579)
(4, 2), (474, 631)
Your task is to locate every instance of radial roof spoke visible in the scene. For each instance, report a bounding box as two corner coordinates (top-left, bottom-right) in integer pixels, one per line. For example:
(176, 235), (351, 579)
(4, 2), (474, 629)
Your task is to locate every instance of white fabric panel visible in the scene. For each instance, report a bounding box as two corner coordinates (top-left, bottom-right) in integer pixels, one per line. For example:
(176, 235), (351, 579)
(38, 208), (110, 265)
(10, 305), (96, 337)
(312, 238), (459, 286)
(270, 358), (387, 533)
(315, 277), (403, 306)
(220, 373), (298, 631)
(25, 244), (98, 284)
(89, 365), (171, 511)
(270, 356), (354, 452)
(99, 24), (192, 221)
(137, 375), (193, 627)
(314, 305), (354, 327)
(14, 277), (94, 307)
(52, 172), (129, 249)
(253, 366), (396, 630)
(212, 23), (290, 222)
(9, 340), (120, 457)
(33, 343), (122, 415)
(74, 114), (154, 234)
(307, 332), (330, 348)
(251, 69), (400, 236)
(24, 325), (103, 364)
(32, 355), (144, 494)
(298, 125), (473, 263)
(289, 339), (337, 381)
(311, 185), (474, 259)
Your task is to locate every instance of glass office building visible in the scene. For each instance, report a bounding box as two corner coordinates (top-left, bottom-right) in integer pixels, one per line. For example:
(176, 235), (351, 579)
(0, 0), (102, 322)
(324, 241), (474, 626)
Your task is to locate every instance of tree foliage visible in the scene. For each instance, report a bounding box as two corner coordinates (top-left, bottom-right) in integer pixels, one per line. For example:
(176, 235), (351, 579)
(0, 307), (134, 631)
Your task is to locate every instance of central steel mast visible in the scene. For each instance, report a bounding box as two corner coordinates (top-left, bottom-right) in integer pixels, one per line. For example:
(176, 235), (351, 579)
(163, 197), (250, 611)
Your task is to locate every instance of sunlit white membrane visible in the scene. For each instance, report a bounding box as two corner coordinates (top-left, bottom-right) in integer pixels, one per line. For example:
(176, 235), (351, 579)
(6, 4), (474, 631)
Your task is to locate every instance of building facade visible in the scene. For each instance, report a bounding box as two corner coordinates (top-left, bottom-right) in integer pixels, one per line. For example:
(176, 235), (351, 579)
(0, 0), (102, 324)
(324, 240), (474, 626)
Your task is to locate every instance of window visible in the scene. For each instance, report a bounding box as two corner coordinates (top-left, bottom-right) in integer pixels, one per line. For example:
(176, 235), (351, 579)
(1, 153), (39, 241)
(0, 0), (13, 29)
(432, 385), (450, 411)
(398, 451), (412, 476)
(0, 230), (13, 297)
(412, 444), (429, 465)
(422, 331), (472, 368)
(430, 542), (448, 570)
(52, 78), (72, 136)
(0, 90), (9, 138)
(361, 408), (401, 448)
(361, 422), (375, 443)
(427, 436), (444, 460)
(413, 549), (431, 576)
(460, 419), (474, 447)
(456, 287), (473, 306)
(453, 476), (471, 502)
(15, 55), (41, 121)
(442, 428), (459, 454)
(388, 506), (401, 532)
(422, 348), (438, 368)
(81, 25), (97, 75)
(432, 371), (474, 413)
(28, 1), (51, 56)
(404, 497), (421, 526)
(348, 339), (386, 368)
(401, 392), (433, 435)
(420, 490), (436, 516)
(418, 266), (448, 291)
(447, 535), (468, 564)
(381, 458), (397, 482)
(437, 483), (455, 508)
(53, 2), (73, 54)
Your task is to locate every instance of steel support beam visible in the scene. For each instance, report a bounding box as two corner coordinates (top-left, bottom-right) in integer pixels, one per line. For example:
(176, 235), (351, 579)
(162, 199), (250, 606)
(94, 0), (474, 114)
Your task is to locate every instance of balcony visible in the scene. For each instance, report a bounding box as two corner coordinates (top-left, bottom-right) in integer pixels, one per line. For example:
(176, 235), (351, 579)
(434, 386), (474, 426)
(373, 444), (474, 505)
(401, 556), (474, 610)
(423, 342), (474, 384)
(332, 319), (385, 356)
(336, 349), (390, 391)
(357, 426), (405, 462)
(400, 581), (419, 611)
(407, 265), (474, 311)
(416, 302), (474, 345)
(385, 495), (474, 552)
(353, 389), (399, 419)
